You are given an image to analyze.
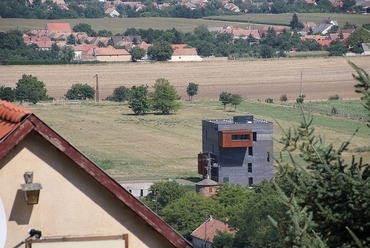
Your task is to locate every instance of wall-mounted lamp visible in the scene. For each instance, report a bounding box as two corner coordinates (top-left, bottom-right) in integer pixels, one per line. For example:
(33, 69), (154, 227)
(21, 172), (42, 205)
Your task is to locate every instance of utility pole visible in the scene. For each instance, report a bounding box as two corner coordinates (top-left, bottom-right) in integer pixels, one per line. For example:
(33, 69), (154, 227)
(94, 74), (99, 102)
(300, 71), (303, 97)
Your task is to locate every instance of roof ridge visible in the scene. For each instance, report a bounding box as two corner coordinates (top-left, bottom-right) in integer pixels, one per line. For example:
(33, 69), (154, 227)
(0, 100), (32, 123)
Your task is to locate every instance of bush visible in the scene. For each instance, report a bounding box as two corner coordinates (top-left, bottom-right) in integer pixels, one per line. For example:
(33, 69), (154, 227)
(265, 98), (274, 103)
(328, 94), (340, 100)
(65, 83), (95, 100)
(280, 94), (288, 102)
(331, 106), (338, 114)
(296, 94), (306, 103)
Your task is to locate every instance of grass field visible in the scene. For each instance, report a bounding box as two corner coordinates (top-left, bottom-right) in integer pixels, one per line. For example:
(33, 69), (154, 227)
(205, 13), (370, 28)
(1, 56), (369, 102)
(25, 99), (370, 182)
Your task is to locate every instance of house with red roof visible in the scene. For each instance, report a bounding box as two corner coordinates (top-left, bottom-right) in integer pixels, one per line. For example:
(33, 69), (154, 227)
(0, 100), (192, 248)
(170, 44), (202, 62)
(191, 216), (234, 248)
(91, 46), (131, 62)
(45, 22), (71, 33)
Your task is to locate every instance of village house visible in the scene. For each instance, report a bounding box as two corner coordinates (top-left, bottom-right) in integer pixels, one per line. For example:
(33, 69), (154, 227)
(91, 45), (131, 62)
(191, 216), (234, 248)
(0, 100), (192, 248)
(171, 44), (202, 62)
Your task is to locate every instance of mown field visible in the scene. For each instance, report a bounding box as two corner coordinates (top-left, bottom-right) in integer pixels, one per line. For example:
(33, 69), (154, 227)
(205, 13), (370, 27)
(25, 98), (370, 181)
(1, 56), (369, 102)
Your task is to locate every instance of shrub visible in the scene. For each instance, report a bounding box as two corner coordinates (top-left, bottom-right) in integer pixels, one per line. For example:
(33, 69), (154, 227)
(328, 94), (340, 100)
(296, 94), (306, 103)
(280, 94), (288, 102)
(265, 98), (274, 103)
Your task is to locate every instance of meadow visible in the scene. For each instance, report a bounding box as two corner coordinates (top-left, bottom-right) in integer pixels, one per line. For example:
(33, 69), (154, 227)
(25, 98), (370, 182)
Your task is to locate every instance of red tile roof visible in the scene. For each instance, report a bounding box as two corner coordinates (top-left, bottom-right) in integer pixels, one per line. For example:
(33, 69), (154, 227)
(173, 47), (198, 56)
(46, 22), (71, 32)
(0, 100), (192, 248)
(0, 101), (31, 140)
(191, 217), (234, 243)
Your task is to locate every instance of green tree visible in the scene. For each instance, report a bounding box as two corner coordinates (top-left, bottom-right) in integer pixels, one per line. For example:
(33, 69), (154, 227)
(161, 192), (221, 239)
(128, 85), (150, 115)
(327, 39), (347, 56)
(110, 86), (130, 102)
(150, 78), (181, 114)
(213, 231), (234, 248)
(147, 41), (174, 61)
(259, 44), (274, 58)
(219, 92), (232, 109)
(230, 94), (243, 111)
(130, 46), (146, 62)
(72, 23), (96, 37)
(289, 13), (304, 31)
(66, 34), (77, 45)
(274, 62), (370, 247)
(65, 83), (95, 100)
(186, 82), (199, 101)
(58, 46), (75, 62)
(142, 181), (188, 215)
(231, 181), (286, 248)
(96, 29), (113, 37)
(0, 86), (15, 102)
(346, 27), (370, 54)
(15, 74), (48, 104)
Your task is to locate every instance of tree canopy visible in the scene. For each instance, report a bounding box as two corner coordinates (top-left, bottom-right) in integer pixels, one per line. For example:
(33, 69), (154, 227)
(186, 82), (199, 101)
(65, 83), (95, 100)
(150, 78), (181, 114)
(147, 41), (174, 61)
(219, 92), (232, 109)
(128, 85), (150, 115)
(15, 74), (48, 104)
(130, 46), (146, 62)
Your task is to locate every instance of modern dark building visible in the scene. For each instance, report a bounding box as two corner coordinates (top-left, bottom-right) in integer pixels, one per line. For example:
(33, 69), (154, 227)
(198, 116), (273, 186)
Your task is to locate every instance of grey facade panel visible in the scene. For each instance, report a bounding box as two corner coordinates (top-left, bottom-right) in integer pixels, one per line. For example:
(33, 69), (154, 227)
(202, 117), (273, 187)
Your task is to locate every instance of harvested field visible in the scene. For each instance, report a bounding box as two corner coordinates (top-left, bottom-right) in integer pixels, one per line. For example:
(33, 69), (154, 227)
(1, 56), (369, 102)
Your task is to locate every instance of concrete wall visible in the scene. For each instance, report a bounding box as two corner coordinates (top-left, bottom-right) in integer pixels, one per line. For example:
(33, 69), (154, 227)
(0, 131), (173, 248)
(170, 55), (202, 62)
(96, 55), (131, 62)
(202, 119), (273, 186)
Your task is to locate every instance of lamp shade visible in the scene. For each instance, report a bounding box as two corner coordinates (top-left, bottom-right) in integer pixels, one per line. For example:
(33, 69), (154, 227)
(21, 183), (42, 205)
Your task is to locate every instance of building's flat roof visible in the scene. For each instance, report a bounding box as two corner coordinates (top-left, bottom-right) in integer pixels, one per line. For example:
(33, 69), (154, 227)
(205, 118), (271, 124)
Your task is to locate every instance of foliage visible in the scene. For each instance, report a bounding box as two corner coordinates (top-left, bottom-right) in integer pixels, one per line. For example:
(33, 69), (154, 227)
(66, 34), (77, 45)
(290, 13), (304, 31)
(327, 39), (347, 56)
(296, 94), (306, 103)
(110, 86), (130, 102)
(0, 86), (15, 102)
(65, 83), (95, 100)
(230, 94), (243, 111)
(280, 94), (288, 102)
(212, 231), (234, 248)
(265, 98), (274, 103)
(346, 27), (370, 54)
(147, 41), (174, 61)
(349, 60), (370, 115)
(186, 82), (199, 101)
(58, 46), (75, 62)
(128, 85), (150, 115)
(328, 94), (340, 100)
(274, 61), (370, 247)
(142, 180), (188, 215)
(150, 78), (181, 114)
(219, 92), (232, 109)
(72, 23), (96, 37)
(15, 74), (48, 104)
(129, 46), (146, 61)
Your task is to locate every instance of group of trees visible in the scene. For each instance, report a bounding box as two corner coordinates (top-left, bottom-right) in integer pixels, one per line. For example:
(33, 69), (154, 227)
(140, 61), (370, 247)
(219, 92), (243, 111)
(108, 78), (181, 115)
(0, 74), (49, 104)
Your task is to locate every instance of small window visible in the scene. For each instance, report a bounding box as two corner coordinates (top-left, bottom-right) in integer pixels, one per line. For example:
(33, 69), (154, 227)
(129, 189), (132, 193)
(248, 147), (253, 156)
(140, 189), (143, 197)
(232, 134), (250, 140)
(253, 132), (257, 141)
(267, 152), (270, 162)
(248, 177), (253, 186)
(248, 163), (252, 173)
(209, 187), (213, 192)
(223, 177), (229, 183)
